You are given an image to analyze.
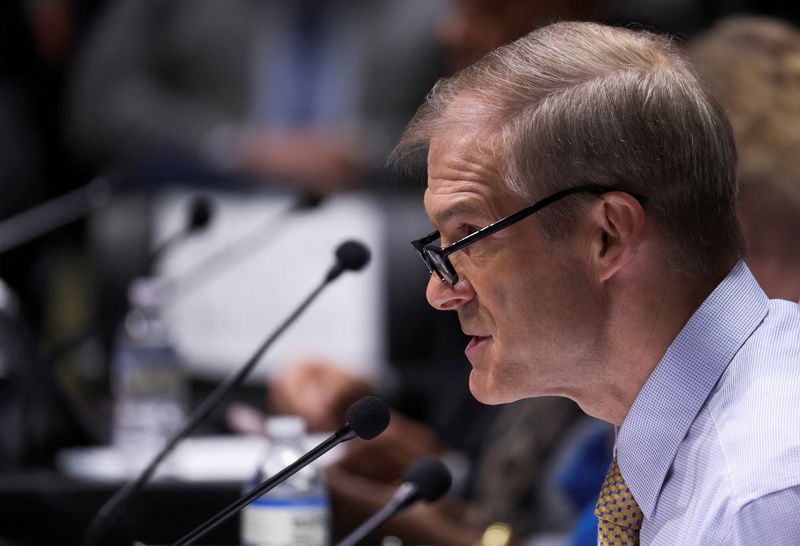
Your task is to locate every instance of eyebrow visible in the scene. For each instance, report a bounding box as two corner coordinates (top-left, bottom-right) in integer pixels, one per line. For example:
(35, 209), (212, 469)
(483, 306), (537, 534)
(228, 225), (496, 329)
(429, 201), (486, 227)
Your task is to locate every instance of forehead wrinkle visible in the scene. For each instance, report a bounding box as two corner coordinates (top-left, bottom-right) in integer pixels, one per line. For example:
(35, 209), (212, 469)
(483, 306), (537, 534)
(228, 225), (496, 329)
(424, 186), (486, 227)
(425, 168), (497, 226)
(425, 125), (507, 227)
(430, 129), (503, 183)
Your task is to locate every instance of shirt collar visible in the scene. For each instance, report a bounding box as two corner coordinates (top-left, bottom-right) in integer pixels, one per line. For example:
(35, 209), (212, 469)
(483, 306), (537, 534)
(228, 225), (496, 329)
(616, 261), (768, 517)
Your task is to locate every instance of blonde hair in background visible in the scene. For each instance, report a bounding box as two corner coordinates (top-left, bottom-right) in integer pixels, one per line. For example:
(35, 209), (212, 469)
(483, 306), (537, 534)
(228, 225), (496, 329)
(690, 16), (800, 210)
(691, 16), (800, 300)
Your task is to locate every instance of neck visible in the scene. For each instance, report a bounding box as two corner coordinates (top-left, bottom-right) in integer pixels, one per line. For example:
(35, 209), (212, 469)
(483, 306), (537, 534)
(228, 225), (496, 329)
(572, 269), (722, 426)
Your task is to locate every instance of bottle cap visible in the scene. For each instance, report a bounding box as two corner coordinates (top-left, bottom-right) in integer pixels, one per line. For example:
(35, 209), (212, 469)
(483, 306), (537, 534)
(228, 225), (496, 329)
(265, 415), (306, 439)
(128, 277), (167, 308)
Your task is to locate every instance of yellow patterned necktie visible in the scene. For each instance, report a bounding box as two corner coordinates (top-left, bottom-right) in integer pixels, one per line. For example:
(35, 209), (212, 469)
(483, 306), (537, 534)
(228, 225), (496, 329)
(594, 458), (643, 545)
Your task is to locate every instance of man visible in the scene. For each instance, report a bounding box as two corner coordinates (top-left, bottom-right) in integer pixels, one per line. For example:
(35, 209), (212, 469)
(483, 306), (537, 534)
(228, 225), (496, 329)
(395, 21), (800, 544)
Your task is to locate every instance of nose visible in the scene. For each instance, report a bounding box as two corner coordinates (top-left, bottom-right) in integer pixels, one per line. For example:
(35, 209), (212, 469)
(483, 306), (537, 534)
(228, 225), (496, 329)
(426, 274), (475, 311)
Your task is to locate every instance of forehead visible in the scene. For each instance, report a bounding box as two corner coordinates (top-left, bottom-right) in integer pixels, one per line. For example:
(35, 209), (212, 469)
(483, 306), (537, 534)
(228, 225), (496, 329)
(423, 128), (511, 224)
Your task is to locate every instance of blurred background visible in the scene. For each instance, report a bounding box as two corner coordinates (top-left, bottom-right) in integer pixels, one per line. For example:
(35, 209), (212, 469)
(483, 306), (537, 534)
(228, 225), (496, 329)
(1, 0), (799, 545)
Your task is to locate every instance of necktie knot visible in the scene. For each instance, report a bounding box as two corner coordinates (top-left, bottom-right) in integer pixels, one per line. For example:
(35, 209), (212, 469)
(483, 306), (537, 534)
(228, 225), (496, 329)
(595, 458), (643, 545)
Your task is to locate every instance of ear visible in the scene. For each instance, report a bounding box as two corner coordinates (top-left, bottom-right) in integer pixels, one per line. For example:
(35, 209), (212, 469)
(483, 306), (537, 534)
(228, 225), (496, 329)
(587, 192), (646, 282)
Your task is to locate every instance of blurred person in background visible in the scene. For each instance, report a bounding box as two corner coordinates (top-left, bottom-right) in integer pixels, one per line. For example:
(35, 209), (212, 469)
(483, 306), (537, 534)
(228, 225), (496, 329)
(63, 0), (445, 195)
(691, 15), (800, 303)
(437, 0), (608, 73)
(0, 0), (112, 471)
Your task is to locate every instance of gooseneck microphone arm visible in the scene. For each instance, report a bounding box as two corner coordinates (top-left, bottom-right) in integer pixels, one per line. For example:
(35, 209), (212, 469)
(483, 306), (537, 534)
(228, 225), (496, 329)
(81, 240), (371, 546)
(0, 176), (113, 255)
(161, 193), (320, 304)
(335, 458), (453, 546)
(336, 484), (418, 546)
(148, 194), (215, 268)
(171, 394), (390, 546)
(173, 428), (353, 546)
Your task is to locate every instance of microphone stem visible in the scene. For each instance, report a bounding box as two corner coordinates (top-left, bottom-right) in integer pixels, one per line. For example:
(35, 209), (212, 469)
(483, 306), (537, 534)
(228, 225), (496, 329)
(0, 177), (111, 255)
(172, 427), (355, 546)
(82, 274), (334, 546)
(161, 199), (298, 305)
(335, 484), (416, 546)
(148, 230), (187, 267)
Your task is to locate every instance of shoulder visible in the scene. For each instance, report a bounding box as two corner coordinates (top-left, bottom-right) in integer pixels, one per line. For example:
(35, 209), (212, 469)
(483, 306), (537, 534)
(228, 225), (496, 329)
(705, 299), (800, 507)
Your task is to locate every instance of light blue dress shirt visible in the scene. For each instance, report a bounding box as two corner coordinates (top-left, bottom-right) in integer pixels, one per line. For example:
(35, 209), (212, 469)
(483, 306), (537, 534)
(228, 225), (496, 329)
(616, 261), (800, 545)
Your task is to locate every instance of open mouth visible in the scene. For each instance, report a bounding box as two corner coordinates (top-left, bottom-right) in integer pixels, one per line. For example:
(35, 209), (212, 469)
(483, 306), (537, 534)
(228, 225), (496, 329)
(465, 335), (491, 355)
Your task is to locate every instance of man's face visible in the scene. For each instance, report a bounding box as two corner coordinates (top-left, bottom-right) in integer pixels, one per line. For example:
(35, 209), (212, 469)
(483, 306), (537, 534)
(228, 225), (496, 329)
(423, 129), (601, 404)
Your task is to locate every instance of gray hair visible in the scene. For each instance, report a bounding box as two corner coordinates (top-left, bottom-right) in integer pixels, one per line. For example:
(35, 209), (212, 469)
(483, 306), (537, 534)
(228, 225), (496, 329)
(393, 21), (743, 280)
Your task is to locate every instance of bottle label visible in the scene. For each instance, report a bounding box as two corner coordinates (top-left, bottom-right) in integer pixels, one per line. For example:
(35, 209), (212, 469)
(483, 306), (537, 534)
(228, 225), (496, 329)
(241, 496), (329, 546)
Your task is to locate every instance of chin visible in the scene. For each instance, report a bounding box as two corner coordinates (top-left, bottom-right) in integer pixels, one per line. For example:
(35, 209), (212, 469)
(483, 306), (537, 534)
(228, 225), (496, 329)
(468, 370), (518, 406)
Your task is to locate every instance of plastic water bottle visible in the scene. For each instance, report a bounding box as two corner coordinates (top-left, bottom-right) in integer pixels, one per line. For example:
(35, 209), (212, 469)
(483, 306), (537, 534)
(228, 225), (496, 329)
(111, 277), (188, 473)
(241, 416), (330, 546)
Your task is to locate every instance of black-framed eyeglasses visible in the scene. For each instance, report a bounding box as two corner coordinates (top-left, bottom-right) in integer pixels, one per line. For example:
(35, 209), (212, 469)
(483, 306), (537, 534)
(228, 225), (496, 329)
(411, 185), (648, 286)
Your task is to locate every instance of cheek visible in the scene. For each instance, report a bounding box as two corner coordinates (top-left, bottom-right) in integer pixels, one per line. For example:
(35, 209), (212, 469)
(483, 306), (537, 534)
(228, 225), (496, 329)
(496, 252), (597, 346)
(492, 278), (534, 334)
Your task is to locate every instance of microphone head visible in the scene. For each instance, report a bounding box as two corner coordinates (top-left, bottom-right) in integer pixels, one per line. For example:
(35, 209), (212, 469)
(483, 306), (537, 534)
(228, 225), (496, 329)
(345, 396), (390, 440)
(404, 458), (452, 503)
(187, 195), (214, 232)
(335, 240), (371, 273)
(294, 193), (323, 211)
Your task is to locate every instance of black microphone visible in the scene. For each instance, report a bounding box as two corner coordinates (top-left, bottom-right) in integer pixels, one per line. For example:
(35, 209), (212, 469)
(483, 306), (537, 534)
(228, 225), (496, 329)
(171, 396), (391, 546)
(187, 194), (214, 232)
(335, 458), (453, 546)
(149, 194), (216, 267)
(326, 240), (371, 282)
(81, 239), (372, 546)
